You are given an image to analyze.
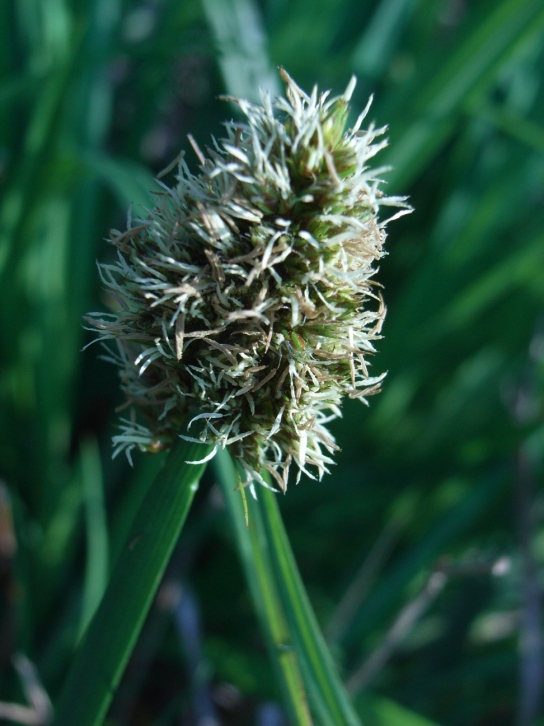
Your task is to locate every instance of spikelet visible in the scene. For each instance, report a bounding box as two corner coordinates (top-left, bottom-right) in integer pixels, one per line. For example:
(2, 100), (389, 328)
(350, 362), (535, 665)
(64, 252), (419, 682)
(86, 69), (411, 493)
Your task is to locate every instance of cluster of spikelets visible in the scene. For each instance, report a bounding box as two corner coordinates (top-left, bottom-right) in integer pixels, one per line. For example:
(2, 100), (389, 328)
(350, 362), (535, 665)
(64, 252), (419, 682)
(87, 69), (410, 492)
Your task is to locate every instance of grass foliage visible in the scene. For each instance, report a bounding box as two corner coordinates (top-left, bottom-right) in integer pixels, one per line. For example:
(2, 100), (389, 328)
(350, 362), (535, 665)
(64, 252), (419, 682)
(1, 0), (544, 723)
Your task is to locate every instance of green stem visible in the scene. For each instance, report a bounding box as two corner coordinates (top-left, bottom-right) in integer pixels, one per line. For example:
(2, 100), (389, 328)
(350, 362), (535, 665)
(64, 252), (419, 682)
(213, 449), (312, 725)
(52, 438), (212, 726)
(256, 484), (363, 726)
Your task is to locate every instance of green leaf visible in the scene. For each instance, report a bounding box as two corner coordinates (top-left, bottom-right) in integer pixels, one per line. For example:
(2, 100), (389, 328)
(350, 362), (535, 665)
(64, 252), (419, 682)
(202, 0), (280, 102)
(344, 472), (505, 643)
(384, 0), (544, 188)
(77, 151), (157, 213)
(78, 437), (109, 639)
(357, 694), (439, 726)
(52, 438), (212, 726)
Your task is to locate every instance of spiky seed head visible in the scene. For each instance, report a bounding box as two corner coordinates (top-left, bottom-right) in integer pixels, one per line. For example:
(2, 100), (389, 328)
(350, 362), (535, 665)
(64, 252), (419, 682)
(86, 69), (411, 493)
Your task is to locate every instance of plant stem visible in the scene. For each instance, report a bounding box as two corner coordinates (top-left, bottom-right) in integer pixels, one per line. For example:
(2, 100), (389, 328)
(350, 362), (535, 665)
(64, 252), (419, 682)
(52, 438), (212, 726)
(213, 449), (312, 725)
(256, 485), (363, 726)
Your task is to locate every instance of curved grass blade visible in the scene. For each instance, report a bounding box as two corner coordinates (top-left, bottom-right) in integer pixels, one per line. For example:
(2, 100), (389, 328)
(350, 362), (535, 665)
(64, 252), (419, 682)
(384, 0), (544, 188)
(213, 449), (312, 725)
(52, 438), (212, 726)
(78, 437), (109, 639)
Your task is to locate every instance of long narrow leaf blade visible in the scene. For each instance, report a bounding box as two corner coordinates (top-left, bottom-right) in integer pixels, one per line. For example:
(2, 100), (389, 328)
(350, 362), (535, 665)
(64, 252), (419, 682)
(52, 439), (212, 726)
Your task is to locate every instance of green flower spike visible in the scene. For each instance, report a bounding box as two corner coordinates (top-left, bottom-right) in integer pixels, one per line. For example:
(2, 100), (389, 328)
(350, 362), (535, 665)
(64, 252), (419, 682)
(87, 69), (411, 493)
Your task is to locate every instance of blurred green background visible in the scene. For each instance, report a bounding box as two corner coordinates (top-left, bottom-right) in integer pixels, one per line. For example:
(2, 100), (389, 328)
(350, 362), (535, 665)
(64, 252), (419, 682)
(1, 0), (544, 723)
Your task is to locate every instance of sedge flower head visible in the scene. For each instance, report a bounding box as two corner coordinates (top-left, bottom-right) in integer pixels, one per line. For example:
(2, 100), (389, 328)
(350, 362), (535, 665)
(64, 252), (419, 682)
(87, 69), (411, 492)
